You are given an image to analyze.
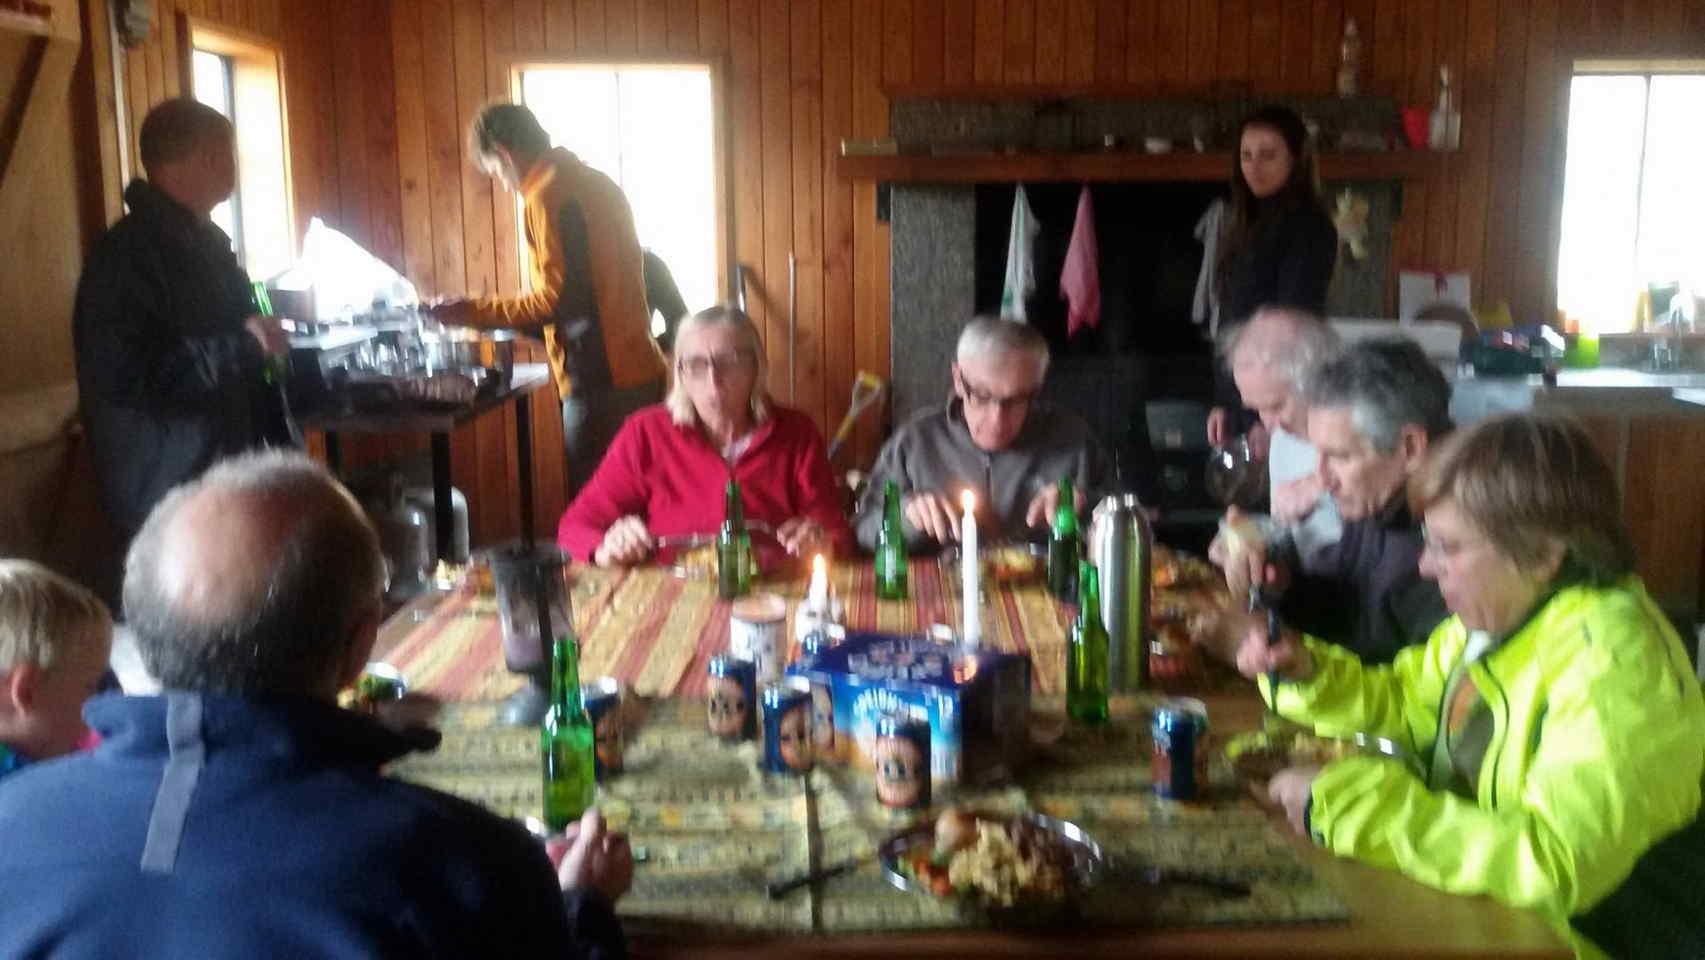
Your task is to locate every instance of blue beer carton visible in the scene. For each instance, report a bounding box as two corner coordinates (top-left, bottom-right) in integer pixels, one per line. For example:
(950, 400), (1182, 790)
(788, 631), (1030, 786)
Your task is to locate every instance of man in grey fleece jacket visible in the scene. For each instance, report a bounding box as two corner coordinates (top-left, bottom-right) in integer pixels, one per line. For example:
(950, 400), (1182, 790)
(855, 317), (1109, 551)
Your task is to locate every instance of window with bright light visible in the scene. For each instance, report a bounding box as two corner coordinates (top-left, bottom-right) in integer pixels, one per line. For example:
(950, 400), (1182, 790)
(1557, 66), (1705, 334)
(518, 64), (723, 325)
(190, 25), (293, 281)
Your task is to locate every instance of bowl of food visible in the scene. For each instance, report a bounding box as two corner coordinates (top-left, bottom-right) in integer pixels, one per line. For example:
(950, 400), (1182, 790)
(882, 808), (1103, 918)
(937, 541), (1047, 586)
(1224, 728), (1414, 786)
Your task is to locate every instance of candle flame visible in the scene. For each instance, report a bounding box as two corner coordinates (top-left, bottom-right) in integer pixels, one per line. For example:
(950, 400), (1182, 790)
(812, 554), (826, 575)
(961, 490), (975, 513)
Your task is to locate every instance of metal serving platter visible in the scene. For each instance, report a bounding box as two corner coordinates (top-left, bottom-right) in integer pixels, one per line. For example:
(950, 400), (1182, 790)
(878, 811), (1105, 909)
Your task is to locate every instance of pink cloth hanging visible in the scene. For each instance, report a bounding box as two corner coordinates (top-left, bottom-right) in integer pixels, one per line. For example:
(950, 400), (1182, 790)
(1060, 185), (1100, 337)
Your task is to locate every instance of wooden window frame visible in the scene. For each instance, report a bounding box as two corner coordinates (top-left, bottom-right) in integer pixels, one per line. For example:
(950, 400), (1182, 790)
(177, 13), (296, 273)
(498, 54), (733, 306)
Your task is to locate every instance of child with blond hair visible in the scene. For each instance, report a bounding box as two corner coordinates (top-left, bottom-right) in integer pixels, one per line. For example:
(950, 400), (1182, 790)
(0, 560), (112, 778)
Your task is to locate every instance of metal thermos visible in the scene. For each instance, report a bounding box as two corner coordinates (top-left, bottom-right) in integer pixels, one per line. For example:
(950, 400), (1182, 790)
(1088, 494), (1153, 692)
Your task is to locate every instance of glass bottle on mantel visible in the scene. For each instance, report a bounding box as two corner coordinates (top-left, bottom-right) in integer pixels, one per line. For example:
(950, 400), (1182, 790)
(540, 633), (596, 830)
(1048, 476), (1080, 603)
(874, 480), (908, 600)
(1429, 64), (1462, 151)
(1068, 561), (1110, 725)
(717, 478), (752, 600)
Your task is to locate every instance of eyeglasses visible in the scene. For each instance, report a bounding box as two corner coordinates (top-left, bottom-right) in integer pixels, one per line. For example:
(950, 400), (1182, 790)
(678, 351), (752, 379)
(957, 371), (1039, 413)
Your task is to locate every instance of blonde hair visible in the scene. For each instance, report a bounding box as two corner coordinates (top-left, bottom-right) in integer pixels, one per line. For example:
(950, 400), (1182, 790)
(666, 304), (773, 428)
(1408, 414), (1634, 585)
(0, 560), (112, 673)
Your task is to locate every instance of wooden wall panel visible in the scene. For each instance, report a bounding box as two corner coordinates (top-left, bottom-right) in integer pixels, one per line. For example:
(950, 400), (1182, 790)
(282, 0), (1705, 548)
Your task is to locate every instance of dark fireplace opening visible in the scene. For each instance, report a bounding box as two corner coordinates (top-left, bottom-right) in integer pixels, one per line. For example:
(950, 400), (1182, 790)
(971, 181), (1225, 371)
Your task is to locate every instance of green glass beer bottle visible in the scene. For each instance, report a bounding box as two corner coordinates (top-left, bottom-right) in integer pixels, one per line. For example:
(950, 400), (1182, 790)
(874, 480), (908, 600)
(1067, 561), (1110, 725)
(717, 478), (752, 599)
(540, 632), (596, 829)
(249, 281), (290, 386)
(1047, 476), (1080, 602)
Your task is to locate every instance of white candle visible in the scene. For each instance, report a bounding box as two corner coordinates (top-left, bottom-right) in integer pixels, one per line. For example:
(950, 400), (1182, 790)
(960, 490), (980, 649)
(806, 554), (829, 612)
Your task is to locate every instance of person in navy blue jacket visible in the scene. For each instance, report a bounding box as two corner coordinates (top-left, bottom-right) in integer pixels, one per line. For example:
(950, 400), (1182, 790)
(0, 450), (630, 959)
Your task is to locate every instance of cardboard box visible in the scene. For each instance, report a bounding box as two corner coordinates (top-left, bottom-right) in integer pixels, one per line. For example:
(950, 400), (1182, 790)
(789, 632), (1030, 786)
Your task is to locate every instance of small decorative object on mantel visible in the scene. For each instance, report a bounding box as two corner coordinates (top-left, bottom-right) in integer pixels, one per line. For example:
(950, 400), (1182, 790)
(1333, 189), (1371, 260)
(1429, 65), (1462, 151)
(1336, 18), (1363, 98)
(839, 138), (898, 157)
(116, 0), (155, 47)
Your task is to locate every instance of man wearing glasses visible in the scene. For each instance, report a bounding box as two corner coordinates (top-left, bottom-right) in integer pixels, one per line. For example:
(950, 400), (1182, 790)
(854, 316), (1108, 550)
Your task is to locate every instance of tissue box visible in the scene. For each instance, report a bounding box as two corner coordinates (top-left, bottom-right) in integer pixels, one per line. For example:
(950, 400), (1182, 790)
(788, 632), (1030, 786)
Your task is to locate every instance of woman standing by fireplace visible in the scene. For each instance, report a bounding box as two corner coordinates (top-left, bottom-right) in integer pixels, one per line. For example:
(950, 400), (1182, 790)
(1205, 105), (1339, 453)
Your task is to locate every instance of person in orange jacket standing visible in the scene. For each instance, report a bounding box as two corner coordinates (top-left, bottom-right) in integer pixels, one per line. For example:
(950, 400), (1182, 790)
(428, 103), (668, 493)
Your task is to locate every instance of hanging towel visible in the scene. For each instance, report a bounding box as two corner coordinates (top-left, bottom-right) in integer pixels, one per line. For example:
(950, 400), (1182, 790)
(1192, 198), (1226, 335)
(1060, 185), (1101, 337)
(999, 185), (1039, 322)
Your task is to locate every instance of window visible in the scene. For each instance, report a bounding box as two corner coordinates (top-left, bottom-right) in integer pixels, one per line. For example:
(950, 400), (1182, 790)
(517, 63), (723, 324)
(1557, 64), (1705, 334)
(188, 22), (293, 281)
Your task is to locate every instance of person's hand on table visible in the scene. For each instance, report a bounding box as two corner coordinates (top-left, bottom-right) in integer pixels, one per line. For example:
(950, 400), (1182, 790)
(1267, 765), (1323, 837)
(1272, 473), (1323, 525)
(776, 516), (828, 557)
(1023, 481), (1086, 529)
(551, 808), (635, 903)
(594, 516), (653, 566)
(243, 313), (289, 357)
(370, 692), (442, 734)
(903, 491), (961, 544)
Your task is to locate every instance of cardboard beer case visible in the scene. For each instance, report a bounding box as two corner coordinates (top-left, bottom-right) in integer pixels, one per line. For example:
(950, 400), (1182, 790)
(787, 631), (1030, 786)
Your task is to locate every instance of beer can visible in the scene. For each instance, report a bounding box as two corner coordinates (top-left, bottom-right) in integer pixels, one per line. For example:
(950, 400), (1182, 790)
(707, 654), (757, 741)
(580, 677), (623, 780)
(761, 677), (814, 774)
(1151, 696), (1210, 801)
(808, 676), (837, 762)
(874, 710), (931, 809)
(730, 593), (788, 683)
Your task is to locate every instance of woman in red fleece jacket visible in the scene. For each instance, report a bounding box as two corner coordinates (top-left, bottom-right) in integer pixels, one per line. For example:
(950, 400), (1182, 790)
(557, 305), (851, 569)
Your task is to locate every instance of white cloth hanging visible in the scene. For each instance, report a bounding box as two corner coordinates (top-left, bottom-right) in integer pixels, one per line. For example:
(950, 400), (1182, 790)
(999, 185), (1039, 323)
(1192, 198), (1226, 335)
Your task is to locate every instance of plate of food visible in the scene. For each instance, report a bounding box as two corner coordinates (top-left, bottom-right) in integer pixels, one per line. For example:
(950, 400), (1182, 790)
(881, 807), (1103, 916)
(937, 541), (1047, 586)
(1224, 728), (1413, 784)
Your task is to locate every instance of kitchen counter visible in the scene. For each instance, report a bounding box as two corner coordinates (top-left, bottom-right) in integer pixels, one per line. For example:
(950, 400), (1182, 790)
(1450, 368), (1705, 423)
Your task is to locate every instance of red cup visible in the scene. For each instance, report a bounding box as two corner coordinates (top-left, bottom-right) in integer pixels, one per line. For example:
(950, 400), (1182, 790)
(1401, 107), (1430, 149)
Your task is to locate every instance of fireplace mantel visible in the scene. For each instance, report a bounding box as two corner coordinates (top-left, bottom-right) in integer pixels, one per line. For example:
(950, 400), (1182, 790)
(836, 149), (1445, 184)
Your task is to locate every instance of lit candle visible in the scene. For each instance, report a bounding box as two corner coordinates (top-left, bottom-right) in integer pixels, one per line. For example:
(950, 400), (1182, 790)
(807, 554), (829, 612)
(960, 490), (980, 649)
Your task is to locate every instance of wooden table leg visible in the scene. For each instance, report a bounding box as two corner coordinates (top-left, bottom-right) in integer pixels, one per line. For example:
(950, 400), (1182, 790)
(430, 432), (453, 561)
(515, 391), (535, 549)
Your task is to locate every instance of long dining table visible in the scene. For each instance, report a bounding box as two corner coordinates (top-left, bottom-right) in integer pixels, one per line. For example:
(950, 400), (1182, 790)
(373, 557), (1570, 959)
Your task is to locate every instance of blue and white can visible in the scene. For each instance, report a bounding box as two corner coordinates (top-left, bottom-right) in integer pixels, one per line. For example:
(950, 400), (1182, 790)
(874, 710), (931, 809)
(762, 677), (813, 774)
(707, 654), (757, 741)
(1151, 696), (1210, 801)
(580, 677), (623, 780)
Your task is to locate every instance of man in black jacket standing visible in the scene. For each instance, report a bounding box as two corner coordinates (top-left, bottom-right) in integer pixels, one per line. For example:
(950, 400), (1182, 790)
(73, 98), (294, 539)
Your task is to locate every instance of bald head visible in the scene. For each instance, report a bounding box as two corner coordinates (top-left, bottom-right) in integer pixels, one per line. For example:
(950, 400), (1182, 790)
(1219, 307), (1339, 436)
(124, 451), (386, 699)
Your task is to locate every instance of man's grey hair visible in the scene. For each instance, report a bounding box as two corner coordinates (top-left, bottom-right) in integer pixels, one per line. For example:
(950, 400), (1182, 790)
(1218, 306), (1339, 393)
(955, 315), (1051, 372)
(1304, 337), (1453, 454)
(123, 450), (387, 697)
